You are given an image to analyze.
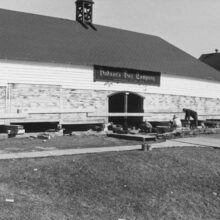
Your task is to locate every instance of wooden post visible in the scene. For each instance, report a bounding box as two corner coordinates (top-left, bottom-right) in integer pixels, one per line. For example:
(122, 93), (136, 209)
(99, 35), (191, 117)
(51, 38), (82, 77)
(141, 137), (151, 151)
(59, 86), (63, 125)
(124, 92), (129, 128)
(141, 137), (146, 151)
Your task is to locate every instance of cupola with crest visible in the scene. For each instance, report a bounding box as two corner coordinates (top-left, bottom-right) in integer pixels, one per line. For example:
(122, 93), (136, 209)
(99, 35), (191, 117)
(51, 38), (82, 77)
(75, 0), (94, 24)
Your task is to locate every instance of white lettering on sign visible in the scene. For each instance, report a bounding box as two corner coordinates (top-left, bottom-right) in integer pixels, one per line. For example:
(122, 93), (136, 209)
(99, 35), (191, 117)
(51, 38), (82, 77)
(124, 72), (134, 79)
(94, 66), (160, 86)
(136, 73), (156, 82)
(100, 70), (122, 78)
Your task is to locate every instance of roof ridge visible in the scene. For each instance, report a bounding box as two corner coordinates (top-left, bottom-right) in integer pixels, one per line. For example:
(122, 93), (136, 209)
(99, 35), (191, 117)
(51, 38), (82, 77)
(0, 7), (219, 81)
(0, 7), (158, 38)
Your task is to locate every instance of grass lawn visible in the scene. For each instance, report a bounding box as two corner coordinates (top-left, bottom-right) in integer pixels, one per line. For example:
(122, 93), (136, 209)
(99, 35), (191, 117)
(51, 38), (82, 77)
(0, 134), (140, 153)
(0, 130), (219, 154)
(0, 147), (220, 220)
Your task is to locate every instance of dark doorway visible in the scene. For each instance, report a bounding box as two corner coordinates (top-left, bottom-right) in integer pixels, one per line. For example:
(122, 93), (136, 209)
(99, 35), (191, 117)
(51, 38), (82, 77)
(108, 92), (144, 127)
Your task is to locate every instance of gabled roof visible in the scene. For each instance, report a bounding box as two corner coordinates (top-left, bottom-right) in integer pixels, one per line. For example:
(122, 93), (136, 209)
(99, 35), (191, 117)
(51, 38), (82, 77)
(0, 8), (220, 81)
(199, 53), (220, 72)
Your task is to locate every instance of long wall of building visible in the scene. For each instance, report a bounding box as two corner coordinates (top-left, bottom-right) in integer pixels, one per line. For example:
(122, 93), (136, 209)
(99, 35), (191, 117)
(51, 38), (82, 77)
(0, 60), (220, 98)
(0, 60), (220, 124)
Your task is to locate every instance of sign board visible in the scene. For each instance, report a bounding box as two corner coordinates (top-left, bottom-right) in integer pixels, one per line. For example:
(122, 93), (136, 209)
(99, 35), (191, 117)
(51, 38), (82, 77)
(94, 65), (161, 86)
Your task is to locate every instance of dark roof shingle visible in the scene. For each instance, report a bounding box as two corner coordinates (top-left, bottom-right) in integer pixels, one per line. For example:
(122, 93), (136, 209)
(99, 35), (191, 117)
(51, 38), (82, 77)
(199, 53), (220, 72)
(0, 8), (220, 81)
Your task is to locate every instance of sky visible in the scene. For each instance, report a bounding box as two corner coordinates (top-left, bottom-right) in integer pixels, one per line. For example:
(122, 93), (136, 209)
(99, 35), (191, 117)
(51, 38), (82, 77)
(0, 0), (219, 58)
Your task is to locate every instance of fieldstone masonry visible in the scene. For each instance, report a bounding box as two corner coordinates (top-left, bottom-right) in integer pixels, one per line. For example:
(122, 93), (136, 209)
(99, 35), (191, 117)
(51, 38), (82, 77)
(0, 87), (6, 113)
(0, 83), (220, 124)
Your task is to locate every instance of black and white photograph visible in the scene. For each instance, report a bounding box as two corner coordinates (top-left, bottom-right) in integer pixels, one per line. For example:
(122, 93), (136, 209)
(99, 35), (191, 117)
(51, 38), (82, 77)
(0, 0), (220, 219)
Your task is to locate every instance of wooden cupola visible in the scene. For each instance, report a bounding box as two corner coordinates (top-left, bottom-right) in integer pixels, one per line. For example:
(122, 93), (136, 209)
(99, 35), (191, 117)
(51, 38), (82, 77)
(75, 0), (94, 24)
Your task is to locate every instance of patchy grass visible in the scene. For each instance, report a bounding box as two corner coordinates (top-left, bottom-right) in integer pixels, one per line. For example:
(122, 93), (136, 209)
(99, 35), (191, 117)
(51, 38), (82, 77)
(0, 130), (219, 154)
(0, 147), (220, 220)
(0, 134), (140, 153)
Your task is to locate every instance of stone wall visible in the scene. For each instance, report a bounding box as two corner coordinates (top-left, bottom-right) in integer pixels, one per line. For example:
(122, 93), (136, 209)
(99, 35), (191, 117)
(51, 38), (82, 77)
(4, 84), (110, 124)
(9, 83), (61, 122)
(0, 86), (6, 124)
(61, 89), (109, 124)
(143, 93), (220, 121)
(0, 87), (6, 113)
(1, 83), (220, 124)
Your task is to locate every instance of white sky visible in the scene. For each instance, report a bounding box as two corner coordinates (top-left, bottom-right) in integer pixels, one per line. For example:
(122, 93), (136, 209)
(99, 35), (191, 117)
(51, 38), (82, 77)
(0, 0), (219, 58)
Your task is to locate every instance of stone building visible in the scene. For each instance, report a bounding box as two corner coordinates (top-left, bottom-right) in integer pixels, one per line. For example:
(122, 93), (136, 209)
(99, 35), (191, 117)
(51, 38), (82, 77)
(0, 0), (220, 129)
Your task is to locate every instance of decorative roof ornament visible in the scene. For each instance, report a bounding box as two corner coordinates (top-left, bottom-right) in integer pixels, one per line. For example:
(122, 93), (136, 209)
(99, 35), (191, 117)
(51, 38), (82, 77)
(75, 0), (96, 29)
